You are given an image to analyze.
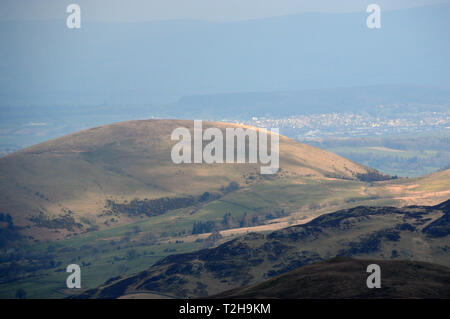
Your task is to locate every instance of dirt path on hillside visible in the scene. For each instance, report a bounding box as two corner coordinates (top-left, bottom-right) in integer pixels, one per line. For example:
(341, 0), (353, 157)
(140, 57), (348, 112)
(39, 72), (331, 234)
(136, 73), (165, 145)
(160, 216), (317, 245)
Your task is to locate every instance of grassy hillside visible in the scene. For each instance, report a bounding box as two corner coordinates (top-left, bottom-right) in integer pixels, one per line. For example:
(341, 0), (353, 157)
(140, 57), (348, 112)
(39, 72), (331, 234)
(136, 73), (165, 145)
(1, 119), (447, 243)
(0, 119), (448, 299)
(0, 119), (382, 241)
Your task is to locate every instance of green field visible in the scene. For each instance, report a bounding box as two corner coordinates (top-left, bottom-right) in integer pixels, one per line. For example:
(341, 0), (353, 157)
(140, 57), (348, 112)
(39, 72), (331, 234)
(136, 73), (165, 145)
(0, 176), (406, 299)
(1, 120), (448, 299)
(327, 146), (447, 177)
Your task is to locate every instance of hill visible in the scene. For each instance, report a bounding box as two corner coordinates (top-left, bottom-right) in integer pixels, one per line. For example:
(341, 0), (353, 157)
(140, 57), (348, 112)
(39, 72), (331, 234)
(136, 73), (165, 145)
(0, 119), (448, 244)
(0, 119), (448, 298)
(0, 119), (388, 242)
(77, 199), (450, 299)
(212, 257), (450, 299)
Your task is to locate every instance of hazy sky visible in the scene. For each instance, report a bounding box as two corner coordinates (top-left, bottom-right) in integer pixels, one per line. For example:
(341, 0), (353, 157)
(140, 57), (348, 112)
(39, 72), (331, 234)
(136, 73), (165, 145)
(1, 0), (449, 22)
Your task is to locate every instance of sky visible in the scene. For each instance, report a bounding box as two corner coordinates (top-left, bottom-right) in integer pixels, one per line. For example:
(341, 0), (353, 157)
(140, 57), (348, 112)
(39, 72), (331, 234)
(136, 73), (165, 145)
(1, 0), (449, 22)
(0, 0), (448, 105)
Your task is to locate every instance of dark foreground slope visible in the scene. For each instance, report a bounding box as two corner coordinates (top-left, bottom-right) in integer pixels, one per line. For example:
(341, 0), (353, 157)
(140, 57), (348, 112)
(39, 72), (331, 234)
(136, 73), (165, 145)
(78, 199), (450, 299)
(213, 257), (450, 299)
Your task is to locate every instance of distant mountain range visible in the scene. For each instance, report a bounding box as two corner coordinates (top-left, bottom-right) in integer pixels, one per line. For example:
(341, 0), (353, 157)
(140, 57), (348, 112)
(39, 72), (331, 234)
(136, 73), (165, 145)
(77, 199), (450, 299)
(1, 85), (448, 158)
(0, 3), (449, 106)
(168, 85), (450, 118)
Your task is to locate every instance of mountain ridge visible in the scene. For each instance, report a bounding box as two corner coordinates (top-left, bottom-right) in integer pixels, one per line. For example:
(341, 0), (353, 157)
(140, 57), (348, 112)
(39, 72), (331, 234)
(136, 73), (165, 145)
(1, 119), (448, 245)
(1, 3), (449, 105)
(0, 119), (379, 241)
(76, 199), (450, 299)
